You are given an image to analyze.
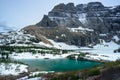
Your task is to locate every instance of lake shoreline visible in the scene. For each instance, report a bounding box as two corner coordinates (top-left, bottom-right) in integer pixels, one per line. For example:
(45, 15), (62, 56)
(18, 58), (102, 72)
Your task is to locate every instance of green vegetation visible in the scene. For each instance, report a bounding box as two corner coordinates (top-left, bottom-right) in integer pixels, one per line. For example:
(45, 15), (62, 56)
(0, 46), (70, 54)
(78, 52), (89, 57)
(0, 46), (72, 67)
(102, 59), (120, 69)
(82, 68), (100, 79)
(0, 46), (71, 61)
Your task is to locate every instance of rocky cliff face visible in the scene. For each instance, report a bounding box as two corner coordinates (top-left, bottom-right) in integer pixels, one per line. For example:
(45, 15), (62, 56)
(24, 2), (120, 47)
(36, 15), (58, 27)
(46, 2), (120, 33)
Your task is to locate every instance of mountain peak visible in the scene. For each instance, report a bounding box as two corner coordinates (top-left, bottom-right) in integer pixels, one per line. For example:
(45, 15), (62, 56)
(52, 3), (66, 12)
(86, 2), (104, 11)
(36, 15), (58, 27)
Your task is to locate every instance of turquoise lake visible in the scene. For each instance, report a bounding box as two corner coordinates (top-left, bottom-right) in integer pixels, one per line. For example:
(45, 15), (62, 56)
(19, 59), (101, 72)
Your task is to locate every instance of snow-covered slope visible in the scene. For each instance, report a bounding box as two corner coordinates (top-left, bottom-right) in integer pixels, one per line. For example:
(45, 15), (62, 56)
(0, 31), (37, 46)
(0, 31), (79, 50)
(80, 40), (120, 61)
(78, 13), (87, 24)
(0, 63), (28, 75)
(39, 39), (79, 50)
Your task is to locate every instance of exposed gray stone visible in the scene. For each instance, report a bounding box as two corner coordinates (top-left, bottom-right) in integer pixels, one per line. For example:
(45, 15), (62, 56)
(36, 15), (58, 27)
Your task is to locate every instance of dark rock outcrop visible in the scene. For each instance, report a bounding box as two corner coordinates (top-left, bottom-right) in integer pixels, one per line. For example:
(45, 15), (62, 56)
(36, 15), (58, 27)
(24, 26), (100, 46)
(86, 2), (105, 11)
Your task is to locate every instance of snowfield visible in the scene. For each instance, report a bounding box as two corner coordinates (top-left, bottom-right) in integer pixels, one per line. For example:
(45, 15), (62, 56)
(80, 41), (120, 61)
(0, 63), (28, 75)
(10, 52), (78, 59)
(9, 39), (120, 61)
(37, 39), (79, 50)
(10, 40), (120, 61)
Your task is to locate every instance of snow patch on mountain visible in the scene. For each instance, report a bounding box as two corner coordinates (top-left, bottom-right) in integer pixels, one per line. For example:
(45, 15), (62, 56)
(48, 39), (79, 50)
(113, 35), (119, 41)
(68, 26), (94, 32)
(99, 34), (107, 36)
(28, 37), (79, 50)
(78, 13), (87, 24)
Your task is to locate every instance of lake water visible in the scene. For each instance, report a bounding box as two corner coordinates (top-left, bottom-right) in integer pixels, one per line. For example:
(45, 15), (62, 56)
(19, 59), (101, 72)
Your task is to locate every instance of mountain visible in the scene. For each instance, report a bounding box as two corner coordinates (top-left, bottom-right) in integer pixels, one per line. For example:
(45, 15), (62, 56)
(23, 2), (120, 47)
(36, 2), (120, 33)
(0, 2), (119, 48)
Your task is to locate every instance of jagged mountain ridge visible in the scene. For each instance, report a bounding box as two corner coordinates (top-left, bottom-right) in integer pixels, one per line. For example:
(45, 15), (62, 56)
(24, 2), (120, 47)
(37, 2), (120, 33)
